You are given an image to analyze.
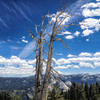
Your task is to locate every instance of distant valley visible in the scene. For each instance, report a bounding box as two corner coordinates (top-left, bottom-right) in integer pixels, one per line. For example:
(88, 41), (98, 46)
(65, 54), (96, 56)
(0, 73), (100, 91)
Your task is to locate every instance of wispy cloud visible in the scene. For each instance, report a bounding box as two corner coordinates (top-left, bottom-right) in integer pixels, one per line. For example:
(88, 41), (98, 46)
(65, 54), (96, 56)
(10, 46), (21, 50)
(0, 17), (8, 28)
(1, 2), (10, 10)
(13, 2), (32, 23)
(19, 40), (35, 58)
(55, 53), (63, 56)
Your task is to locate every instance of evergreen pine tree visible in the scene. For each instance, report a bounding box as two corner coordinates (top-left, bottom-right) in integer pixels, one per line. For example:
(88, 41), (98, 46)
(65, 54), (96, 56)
(78, 83), (87, 100)
(85, 83), (89, 100)
(48, 85), (64, 100)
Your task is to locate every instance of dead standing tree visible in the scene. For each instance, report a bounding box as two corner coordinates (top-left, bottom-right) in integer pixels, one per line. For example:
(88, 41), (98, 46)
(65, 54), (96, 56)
(31, 5), (75, 100)
(41, 7), (72, 100)
(30, 16), (46, 100)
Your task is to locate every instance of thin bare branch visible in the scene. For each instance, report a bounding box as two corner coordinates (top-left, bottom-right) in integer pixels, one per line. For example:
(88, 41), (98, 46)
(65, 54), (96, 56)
(35, 25), (40, 35)
(57, 9), (72, 26)
(43, 40), (49, 46)
(29, 30), (37, 41)
(50, 69), (64, 84)
(42, 59), (47, 63)
(43, 50), (48, 56)
(56, 4), (68, 20)
(55, 22), (76, 35)
(55, 9), (72, 35)
(43, 22), (52, 37)
(51, 67), (61, 76)
(41, 16), (47, 33)
(55, 38), (71, 50)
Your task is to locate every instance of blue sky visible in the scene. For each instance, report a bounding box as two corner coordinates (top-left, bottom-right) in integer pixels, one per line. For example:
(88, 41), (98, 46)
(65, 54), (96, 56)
(0, 0), (100, 77)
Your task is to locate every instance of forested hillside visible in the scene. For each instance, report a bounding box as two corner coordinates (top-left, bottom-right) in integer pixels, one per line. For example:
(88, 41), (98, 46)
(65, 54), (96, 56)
(48, 82), (100, 100)
(0, 82), (100, 100)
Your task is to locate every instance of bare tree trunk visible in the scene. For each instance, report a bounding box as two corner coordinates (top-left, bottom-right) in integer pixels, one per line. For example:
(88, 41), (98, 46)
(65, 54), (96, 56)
(40, 18), (57, 100)
(41, 28), (56, 100)
(34, 42), (40, 100)
(35, 33), (43, 100)
(34, 17), (46, 100)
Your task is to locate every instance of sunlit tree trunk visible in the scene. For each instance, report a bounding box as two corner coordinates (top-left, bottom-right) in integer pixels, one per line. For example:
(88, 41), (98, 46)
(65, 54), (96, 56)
(41, 22), (57, 100)
(34, 17), (45, 100)
(35, 33), (43, 100)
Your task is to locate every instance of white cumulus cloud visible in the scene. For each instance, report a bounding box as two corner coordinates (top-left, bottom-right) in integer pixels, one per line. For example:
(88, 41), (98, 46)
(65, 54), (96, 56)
(80, 0), (100, 37)
(80, 18), (100, 30)
(82, 2), (100, 8)
(54, 52), (100, 71)
(79, 62), (94, 68)
(67, 54), (75, 57)
(82, 29), (94, 36)
(79, 52), (92, 57)
(94, 62), (100, 67)
(0, 56), (35, 77)
(82, 8), (100, 17)
(22, 39), (28, 43)
(94, 52), (100, 57)
(74, 31), (80, 37)
(60, 31), (71, 35)
(1, 52), (100, 76)
(65, 35), (74, 39)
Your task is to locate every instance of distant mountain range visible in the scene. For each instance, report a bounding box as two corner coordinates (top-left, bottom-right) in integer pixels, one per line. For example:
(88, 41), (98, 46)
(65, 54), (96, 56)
(57, 73), (100, 84)
(0, 73), (100, 91)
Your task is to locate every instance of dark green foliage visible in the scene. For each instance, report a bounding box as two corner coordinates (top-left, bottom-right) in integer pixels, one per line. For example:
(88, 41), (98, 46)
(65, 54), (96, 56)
(85, 83), (89, 100)
(0, 82), (100, 100)
(47, 82), (100, 100)
(0, 91), (12, 100)
(48, 85), (64, 100)
(0, 91), (26, 100)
